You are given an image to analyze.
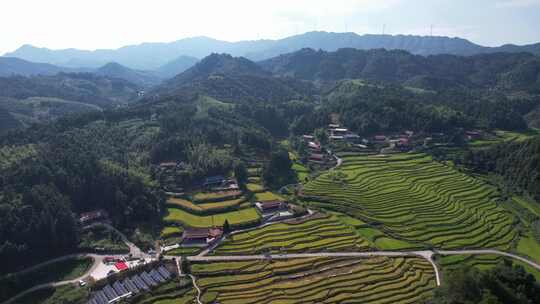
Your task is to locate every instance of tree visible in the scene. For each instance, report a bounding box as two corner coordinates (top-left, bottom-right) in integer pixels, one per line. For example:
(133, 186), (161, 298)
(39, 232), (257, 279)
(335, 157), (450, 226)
(181, 257), (191, 275)
(223, 220), (231, 234)
(314, 128), (329, 146)
(233, 162), (248, 186)
(262, 148), (296, 189)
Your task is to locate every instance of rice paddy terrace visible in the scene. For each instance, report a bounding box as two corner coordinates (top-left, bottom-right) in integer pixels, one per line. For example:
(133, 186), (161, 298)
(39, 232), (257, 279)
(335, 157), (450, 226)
(190, 256), (437, 304)
(302, 153), (518, 250)
(214, 213), (372, 255)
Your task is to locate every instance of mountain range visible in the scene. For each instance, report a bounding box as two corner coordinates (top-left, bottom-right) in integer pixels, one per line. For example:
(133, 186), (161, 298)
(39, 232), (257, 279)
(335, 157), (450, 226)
(5, 31), (540, 71)
(0, 56), (197, 86)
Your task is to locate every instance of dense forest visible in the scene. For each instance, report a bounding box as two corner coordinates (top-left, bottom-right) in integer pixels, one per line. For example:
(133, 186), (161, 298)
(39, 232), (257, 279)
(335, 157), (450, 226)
(430, 261), (540, 304)
(464, 136), (540, 201)
(0, 73), (140, 107)
(261, 48), (540, 93)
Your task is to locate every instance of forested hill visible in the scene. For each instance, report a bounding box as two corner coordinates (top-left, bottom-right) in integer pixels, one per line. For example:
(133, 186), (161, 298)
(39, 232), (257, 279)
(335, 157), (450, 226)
(95, 62), (162, 87)
(153, 53), (315, 104)
(0, 73), (141, 108)
(260, 48), (540, 92)
(464, 136), (540, 201)
(0, 107), (21, 133)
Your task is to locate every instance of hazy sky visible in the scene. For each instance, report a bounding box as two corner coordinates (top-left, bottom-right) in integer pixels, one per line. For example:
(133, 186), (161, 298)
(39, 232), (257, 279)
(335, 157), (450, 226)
(1, 0), (540, 55)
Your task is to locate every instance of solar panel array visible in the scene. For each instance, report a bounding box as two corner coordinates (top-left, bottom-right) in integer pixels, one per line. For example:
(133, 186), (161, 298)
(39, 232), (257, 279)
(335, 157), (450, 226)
(88, 266), (173, 304)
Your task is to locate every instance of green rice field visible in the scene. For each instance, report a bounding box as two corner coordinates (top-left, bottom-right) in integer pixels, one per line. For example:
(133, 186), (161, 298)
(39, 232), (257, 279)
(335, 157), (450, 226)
(215, 214), (371, 254)
(164, 207), (261, 228)
(302, 153), (518, 250)
(191, 256), (437, 303)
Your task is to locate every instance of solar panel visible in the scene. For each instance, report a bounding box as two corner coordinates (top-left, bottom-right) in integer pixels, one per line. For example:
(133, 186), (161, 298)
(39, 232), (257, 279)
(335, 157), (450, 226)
(95, 291), (109, 304)
(103, 285), (118, 301)
(123, 278), (139, 294)
(113, 281), (129, 296)
(158, 266), (171, 279)
(149, 269), (165, 282)
(141, 271), (157, 286)
(133, 274), (149, 290)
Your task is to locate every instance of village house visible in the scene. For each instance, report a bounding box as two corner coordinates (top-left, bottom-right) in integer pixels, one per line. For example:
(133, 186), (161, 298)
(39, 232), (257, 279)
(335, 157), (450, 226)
(465, 130), (483, 140)
(79, 209), (108, 225)
(309, 153), (325, 163)
(255, 200), (288, 214)
(182, 227), (223, 245)
(308, 141), (321, 152)
(373, 135), (388, 143)
(203, 175), (225, 187)
(302, 135), (315, 141)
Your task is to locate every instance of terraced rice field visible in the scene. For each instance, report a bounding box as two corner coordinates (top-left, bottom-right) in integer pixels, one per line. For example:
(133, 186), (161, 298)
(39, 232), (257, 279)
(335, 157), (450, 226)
(167, 197), (246, 213)
(302, 153), (518, 250)
(215, 214), (371, 254)
(164, 207), (261, 228)
(437, 254), (502, 272)
(254, 191), (283, 202)
(192, 190), (242, 202)
(191, 256), (436, 304)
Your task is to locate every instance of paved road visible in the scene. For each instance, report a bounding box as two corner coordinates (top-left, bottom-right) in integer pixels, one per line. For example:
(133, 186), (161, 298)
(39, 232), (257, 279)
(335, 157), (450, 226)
(2, 254), (122, 304)
(2, 222), (143, 304)
(437, 249), (540, 271)
(175, 249), (540, 288)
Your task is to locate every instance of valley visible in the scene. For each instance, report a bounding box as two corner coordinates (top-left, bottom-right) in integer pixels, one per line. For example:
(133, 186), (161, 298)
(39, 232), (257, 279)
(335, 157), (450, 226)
(2, 24), (540, 304)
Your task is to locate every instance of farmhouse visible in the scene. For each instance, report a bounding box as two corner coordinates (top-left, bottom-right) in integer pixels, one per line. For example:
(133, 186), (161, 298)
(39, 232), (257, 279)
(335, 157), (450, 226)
(159, 162), (177, 169)
(309, 153), (325, 162)
(308, 141), (321, 151)
(182, 227), (223, 245)
(329, 128), (349, 137)
(329, 135), (344, 141)
(373, 135), (387, 143)
(204, 175), (225, 187)
(256, 200), (288, 214)
(79, 210), (108, 225)
(466, 130), (483, 140)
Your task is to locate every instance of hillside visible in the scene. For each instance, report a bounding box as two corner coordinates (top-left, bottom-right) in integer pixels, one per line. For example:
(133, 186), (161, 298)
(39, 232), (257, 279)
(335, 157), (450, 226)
(6, 31), (540, 70)
(0, 73), (141, 108)
(154, 55), (199, 78)
(261, 48), (540, 92)
(0, 107), (21, 133)
(464, 136), (540, 201)
(0, 57), (82, 77)
(95, 62), (162, 87)
(154, 53), (315, 104)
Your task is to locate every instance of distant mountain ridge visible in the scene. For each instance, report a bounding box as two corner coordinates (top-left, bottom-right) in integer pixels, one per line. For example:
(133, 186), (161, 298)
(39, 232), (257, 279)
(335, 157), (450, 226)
(5, 31), (540, 70)
(260, 48), (540, 92)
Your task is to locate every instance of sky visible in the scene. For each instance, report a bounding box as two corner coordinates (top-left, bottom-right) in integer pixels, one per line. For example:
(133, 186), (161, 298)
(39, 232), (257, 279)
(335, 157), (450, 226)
(1, 0), (540, 55)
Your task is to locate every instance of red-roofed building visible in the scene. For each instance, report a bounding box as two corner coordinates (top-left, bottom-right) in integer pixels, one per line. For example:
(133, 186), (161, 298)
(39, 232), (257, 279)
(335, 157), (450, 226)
(115, 261), (128, 271)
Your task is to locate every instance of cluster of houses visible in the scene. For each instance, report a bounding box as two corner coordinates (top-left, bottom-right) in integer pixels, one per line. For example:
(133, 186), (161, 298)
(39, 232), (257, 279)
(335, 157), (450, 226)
(88, 265), (173, 304)
(203, 175), (239, 191)
(327, 124), (361, 142)
(302, 135), (326, 163)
